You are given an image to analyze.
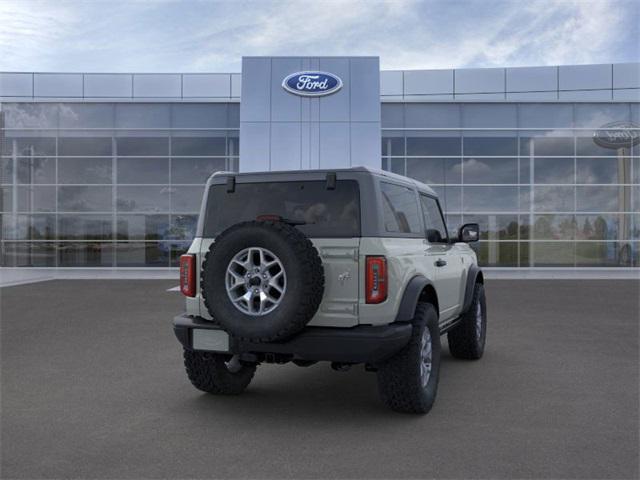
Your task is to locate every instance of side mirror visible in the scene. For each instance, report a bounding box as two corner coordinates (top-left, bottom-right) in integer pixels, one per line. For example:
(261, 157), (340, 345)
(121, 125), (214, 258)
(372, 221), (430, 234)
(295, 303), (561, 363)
(458, 223), (480, 243)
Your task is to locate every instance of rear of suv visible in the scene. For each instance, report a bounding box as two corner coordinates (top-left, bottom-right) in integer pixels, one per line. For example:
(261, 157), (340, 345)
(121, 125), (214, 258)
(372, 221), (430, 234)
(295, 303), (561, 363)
(173, 167), (486, 414)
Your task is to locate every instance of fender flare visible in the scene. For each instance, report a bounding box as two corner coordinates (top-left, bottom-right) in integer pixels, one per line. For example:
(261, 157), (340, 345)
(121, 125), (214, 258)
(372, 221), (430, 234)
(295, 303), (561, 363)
(461, 265), (483, 314)
(394, 275), (436, 322)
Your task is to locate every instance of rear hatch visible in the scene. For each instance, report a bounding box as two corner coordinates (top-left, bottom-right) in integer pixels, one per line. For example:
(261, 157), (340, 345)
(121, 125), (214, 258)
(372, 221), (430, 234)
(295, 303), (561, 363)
(201, 178), (361, 327)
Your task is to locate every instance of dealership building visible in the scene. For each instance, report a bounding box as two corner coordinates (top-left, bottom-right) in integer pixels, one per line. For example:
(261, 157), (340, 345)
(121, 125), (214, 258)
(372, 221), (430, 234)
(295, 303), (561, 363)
(0, 58), (638, 272)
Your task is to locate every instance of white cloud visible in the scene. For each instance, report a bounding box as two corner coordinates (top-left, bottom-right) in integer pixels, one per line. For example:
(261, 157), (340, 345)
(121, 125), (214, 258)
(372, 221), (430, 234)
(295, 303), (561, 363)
(0, 0), (636, 72)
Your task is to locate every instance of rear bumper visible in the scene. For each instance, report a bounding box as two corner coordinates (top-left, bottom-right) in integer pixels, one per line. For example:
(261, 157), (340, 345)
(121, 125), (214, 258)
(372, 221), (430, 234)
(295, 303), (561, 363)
(173, 314), (411, 364)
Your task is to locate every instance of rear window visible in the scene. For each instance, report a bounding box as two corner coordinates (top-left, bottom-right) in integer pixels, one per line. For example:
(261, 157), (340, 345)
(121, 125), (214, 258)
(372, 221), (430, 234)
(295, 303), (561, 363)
(203, 180), (360, 238)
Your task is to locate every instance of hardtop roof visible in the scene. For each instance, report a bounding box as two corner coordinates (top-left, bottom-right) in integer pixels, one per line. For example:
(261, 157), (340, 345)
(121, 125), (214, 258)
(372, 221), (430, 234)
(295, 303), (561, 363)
(207, 166), (437, 196)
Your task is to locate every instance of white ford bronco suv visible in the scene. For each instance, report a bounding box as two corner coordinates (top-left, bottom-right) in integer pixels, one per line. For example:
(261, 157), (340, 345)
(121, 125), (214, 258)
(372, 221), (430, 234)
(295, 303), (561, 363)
(173, 167), (486, 414)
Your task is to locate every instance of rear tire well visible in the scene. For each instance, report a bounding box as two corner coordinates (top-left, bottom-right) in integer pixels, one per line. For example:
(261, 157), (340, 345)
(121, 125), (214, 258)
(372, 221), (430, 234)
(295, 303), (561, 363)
(418, 285), (439, 316)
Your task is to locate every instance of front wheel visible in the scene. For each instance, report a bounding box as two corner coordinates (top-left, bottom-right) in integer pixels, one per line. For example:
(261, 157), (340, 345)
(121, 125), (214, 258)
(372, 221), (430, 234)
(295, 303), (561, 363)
(376, 302), (441, 414)
(448, 283), (487, 360)
(183, 349), (256, 395)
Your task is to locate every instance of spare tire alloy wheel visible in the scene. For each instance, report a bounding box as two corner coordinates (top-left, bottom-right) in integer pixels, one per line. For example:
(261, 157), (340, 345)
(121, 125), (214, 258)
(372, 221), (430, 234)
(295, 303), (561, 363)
(226, 247), (286, 316)
(201, 221), (324, 342)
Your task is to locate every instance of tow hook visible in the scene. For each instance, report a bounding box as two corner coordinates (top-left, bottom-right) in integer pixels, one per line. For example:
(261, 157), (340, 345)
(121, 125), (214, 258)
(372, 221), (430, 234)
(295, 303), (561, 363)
(225, 355), (243, 373)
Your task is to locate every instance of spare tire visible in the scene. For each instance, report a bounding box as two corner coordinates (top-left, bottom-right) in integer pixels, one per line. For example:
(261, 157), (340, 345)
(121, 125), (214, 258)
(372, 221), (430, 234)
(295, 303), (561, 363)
(201, 221), (324, 342)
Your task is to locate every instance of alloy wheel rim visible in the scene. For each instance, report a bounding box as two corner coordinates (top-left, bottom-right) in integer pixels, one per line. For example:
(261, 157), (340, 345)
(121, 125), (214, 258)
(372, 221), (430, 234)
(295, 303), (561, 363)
(225, 247), (286, 316)
(475, 301), (483, 340)
(420, 328), (433, 387)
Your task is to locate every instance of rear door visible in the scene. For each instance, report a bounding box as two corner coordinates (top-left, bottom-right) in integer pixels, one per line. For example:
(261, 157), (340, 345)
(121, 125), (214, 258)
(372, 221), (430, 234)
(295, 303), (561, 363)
(419, 194), (465, 321)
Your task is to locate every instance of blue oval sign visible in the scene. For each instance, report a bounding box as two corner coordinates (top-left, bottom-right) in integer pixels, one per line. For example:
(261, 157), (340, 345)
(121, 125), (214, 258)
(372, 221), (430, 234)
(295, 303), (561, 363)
(282, 71), (342, 97)
(593, 121), (640, 149)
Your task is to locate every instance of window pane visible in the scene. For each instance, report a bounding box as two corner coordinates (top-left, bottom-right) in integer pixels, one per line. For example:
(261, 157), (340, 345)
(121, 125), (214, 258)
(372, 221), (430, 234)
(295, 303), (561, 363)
(59, 158), (112, 184)
(420, 195), (448, 242)
(1, 214), (55, 240)
(574, 104), (630, 127)
(463, 137), (517, 156)
(116, 214), (169, 240)
(16, 186), (56, 212)
(405, 104), (460, 128)
(1, 157), (12, 183)
(6, 137), (56, 156)
(117, 186), (170, 212)
(58, 186), (112, 212)
(575, 214), (633, 240)
(463, 214), (518, 240)
(518, 104), (573, 128)
(471, 242), (519, 267)
(380, 182), (421, 234)
(117, 158), (169, 184)
(381, 104), (404, 128)
(17, 157), (55, 184)
(388, 158), (405, 175)
(533, 214), (576, 240)
(203, 181), (359, 238)
(2, 104), (58, 129)
(520, 136), (574, 156)
(463, 104), (516, 128)
(59, 243), (114, 267)
(58, 214), (113, 240)
(115, 104), (170, 128)
(171, 136), (226, 156)
(534, 158), (575, 184)
(531, 242), (575, 266)
(406, 158), (462, 185)
(115, 242), (169, 267)
(533, 186), (574, 212)
(170, 158), (225, 184)
(463, 158), (518, 184)
(576, 136), (619, 157)
(116, 137), (168, 156)
(58, 137), (112, 156)
(431, 186), (462, 212)
(2, 242), (57, 267)
(575, 242), (634, 267)
(0, 187), (12, 211)
(171, 186), (203, 212)
(171, 104), (228, 128)
(170, 214), (198, 240)
(576, 157), (631, 184)
(406, 135), (461, 156)
(463, 186), (519, 212)
(59, 104), (114, 128)
(576, 186), (631, 212)
(381, 136), (404, 156)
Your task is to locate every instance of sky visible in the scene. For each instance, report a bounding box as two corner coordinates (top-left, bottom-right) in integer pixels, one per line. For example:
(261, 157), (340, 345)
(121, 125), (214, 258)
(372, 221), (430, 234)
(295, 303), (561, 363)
(0, 0), (638, 73)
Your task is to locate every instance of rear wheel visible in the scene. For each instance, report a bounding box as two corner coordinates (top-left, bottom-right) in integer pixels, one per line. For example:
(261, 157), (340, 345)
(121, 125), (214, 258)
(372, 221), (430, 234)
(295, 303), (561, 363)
(183, 349), (256, 395)
(376, 302), (441, 414)
(448, 283), (487, 360)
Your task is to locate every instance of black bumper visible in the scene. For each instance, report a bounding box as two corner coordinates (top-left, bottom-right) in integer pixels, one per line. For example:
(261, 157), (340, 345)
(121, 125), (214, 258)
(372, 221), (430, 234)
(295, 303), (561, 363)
(173, 314), (411, 364)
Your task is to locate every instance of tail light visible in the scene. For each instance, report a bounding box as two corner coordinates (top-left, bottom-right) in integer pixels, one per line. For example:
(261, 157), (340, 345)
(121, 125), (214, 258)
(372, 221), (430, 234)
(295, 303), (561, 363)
(366, 256), (387, 304)
(180, 254), (196, 297)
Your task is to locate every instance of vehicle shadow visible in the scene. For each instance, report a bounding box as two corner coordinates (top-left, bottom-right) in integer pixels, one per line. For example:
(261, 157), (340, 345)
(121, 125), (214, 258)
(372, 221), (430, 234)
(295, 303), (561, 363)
(177, 354), (463, 423)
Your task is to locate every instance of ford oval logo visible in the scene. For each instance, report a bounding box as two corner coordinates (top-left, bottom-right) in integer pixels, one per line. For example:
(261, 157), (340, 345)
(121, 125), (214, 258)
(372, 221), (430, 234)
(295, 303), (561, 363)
(282, 71), (343, 97)
(593, 121), (640, 149)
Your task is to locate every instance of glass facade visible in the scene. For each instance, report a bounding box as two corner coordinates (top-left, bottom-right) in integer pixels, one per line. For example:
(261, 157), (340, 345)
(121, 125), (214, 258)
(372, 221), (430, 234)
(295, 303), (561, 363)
(0, 100), (638, 268)
(0, 102), (239, 267)
(382, 102), (640, 268)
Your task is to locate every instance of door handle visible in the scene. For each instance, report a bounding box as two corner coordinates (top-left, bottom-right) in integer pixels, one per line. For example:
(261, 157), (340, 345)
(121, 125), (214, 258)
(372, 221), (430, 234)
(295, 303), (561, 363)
(435, 259), (447, 267)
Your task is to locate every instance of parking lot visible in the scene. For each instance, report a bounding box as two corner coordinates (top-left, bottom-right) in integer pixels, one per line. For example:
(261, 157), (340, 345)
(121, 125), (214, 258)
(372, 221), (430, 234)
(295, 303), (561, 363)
(1, 279), (638, 479)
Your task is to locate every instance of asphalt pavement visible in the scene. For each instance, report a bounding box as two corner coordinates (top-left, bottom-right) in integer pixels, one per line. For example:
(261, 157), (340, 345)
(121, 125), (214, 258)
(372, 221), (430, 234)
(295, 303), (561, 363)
(1, 279), (638, 479)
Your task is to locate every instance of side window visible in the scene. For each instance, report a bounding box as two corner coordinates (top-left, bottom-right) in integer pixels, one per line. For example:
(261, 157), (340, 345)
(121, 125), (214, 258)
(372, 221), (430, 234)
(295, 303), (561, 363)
(420, 194), (448, 243)
(380, 182), (422, 234)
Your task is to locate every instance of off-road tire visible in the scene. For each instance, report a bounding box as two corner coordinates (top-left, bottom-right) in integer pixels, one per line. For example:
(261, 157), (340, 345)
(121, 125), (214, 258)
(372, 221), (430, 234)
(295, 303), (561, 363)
(448, 283), (487, 360)
(183, 349), (256, 394)
(377, 302), (441, 414)
(201, 221), (324, 342)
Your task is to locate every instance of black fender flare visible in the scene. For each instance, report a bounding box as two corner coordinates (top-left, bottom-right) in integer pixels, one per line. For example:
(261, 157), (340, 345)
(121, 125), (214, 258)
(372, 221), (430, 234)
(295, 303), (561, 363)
(394, 275), (436, 322)
(461, 265), (483, 314)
